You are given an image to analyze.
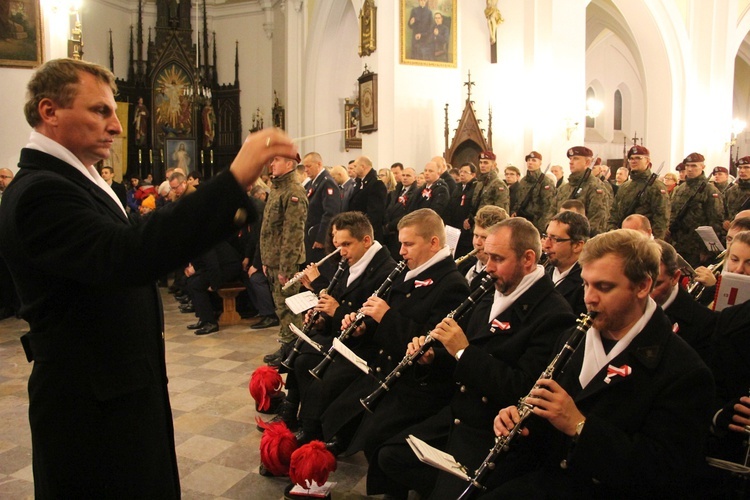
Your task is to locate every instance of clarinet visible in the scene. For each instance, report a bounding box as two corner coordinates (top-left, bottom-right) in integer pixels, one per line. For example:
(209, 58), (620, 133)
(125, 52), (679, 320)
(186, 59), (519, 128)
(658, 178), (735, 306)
(457, 312), (598, 500)
(360, 274), (496, 413)
(280, 259), (348, 370)
(309, 260), (407, 380)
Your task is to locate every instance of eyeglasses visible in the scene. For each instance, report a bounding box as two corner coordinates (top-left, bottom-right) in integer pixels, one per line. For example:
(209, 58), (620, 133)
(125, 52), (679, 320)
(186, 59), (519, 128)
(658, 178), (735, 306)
(541, 234), (572, 244)
(628, 156), (647, 161)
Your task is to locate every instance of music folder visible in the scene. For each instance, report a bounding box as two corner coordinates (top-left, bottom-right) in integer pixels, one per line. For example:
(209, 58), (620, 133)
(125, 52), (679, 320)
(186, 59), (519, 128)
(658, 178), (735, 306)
(406, 434), (469, 481)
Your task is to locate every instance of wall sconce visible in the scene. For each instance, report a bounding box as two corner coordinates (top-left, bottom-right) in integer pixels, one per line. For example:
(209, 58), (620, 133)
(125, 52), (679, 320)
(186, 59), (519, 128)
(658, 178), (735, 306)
(585, 98), (604, 119)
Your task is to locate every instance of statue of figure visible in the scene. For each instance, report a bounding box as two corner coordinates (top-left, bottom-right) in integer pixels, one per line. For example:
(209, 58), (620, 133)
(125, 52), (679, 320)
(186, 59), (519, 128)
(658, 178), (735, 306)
(485, 0), (504, 45)
(202, 103), (216, 148)
(133, 97), (149, 147)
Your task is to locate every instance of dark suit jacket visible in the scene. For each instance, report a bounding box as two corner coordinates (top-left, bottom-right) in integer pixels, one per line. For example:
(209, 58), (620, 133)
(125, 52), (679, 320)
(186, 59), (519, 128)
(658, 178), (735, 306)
(441, 170), (458, 197)
(664, 286), (716, 364)
(446, 179), (477, 256)
(348, 169), (387, 242)
(304, 169), (341, 259)
(0, 148), (255, 498)
(110, 180), (128, 208)
(545, 261), (586, 316)
(490, 307), (714, 498)
(368, 275), (576, 497)
(408, 179), (450, 219)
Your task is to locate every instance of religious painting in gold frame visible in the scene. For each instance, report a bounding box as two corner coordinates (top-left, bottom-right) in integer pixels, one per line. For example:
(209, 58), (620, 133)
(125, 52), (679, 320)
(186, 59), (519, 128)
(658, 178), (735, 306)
(344, 98), (361, 151)
(358, 0), (376, 57)
(358, 70), (377, 133)
(400, 0), (457, 68)
(0, 0), (43, 68)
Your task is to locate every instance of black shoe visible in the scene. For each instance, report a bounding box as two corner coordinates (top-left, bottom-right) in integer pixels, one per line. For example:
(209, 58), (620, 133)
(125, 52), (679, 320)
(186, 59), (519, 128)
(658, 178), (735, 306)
(252, 316), (281, 330)
(174, 293), (187, 300)
(256, 399), (298, 432)
(258, 464), (277, 477)
(263, 342), (293, 366)
(187, 320), (207, 330)
(179, 304), (195, 313)
(325, 435), (346, 457)
(294, 429), (323, 446)
(256, 392), (287, 415)
(177, 296), (191, 304)
(195, 323), (219, 335)
(168, 285), (180, 294)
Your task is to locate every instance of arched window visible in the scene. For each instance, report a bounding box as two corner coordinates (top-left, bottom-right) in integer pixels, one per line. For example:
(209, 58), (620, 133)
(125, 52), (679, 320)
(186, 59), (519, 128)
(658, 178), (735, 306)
(586, 87), (595, 128)
(613, 90), (623, 131)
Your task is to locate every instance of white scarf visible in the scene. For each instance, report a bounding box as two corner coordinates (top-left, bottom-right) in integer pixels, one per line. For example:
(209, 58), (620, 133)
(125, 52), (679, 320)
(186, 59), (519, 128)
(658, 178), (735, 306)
(347, 240), (382, 287)
(578, 297), (657, 389)
(552, 262), (575, 286)
(405, 245), (452, 282)
(661, 284), (679, 311)
(26, 131), (127, 216)
(488, 265), (545, 321)
(465, 259), (486, 284)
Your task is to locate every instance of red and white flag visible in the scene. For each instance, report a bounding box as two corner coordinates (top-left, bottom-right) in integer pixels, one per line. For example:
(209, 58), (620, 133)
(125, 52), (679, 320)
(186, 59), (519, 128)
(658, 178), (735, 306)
(604, 364), (631, 384)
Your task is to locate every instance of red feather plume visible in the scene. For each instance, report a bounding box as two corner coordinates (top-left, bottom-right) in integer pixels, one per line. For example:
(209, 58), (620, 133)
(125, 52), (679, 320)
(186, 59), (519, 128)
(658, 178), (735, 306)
(257, 418), (298, 476)
(249, 366), (284, 412)
(289, 440), (337, 488)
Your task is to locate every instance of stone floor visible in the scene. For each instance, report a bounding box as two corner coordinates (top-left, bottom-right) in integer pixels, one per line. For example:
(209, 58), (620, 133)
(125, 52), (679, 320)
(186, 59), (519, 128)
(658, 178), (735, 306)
(0, 290), (375, 499)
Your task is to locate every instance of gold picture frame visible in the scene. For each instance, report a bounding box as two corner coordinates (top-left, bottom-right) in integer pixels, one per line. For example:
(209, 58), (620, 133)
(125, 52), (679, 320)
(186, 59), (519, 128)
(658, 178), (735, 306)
(358, 0), (377, 57)
(0, 0), (43, 68)
(344, 98), (362, 151)
(358, 69), (377, 134)
(400, 0), (457, 68)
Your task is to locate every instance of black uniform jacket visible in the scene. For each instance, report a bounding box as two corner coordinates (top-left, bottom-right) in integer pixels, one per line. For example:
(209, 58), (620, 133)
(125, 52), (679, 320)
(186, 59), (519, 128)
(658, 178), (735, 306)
(664, 285), (716, 364)
(348, 169), (387, 242)
(0, 148), (255, 498)
(304, 169), (341, 258)
(368, 274), (576, 497)
(545, 261), (586, 316)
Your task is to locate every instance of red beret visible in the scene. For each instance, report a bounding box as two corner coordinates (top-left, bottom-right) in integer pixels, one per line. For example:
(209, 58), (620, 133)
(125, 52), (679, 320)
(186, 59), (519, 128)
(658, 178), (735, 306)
(738, 156), (750, 166)
(675, 163), (685, 172)
(627, 145), (650, 158)
(479, 151), (496, 161)
(525, 151), (542, 161)
(683, 152), (705, 164)
(567, 146), (593, 158)
(712, 166), (728, 175)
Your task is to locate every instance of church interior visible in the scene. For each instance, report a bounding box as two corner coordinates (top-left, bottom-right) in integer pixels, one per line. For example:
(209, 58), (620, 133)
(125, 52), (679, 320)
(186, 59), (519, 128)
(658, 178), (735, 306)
(2, 0), (750, 497)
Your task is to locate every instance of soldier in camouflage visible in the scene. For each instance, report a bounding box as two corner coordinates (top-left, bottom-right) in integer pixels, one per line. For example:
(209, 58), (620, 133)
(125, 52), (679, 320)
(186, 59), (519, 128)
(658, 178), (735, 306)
(512, 150), (556, 233)
(711, 166), (730, 194)
(469, 151), (509, 224)
(668, 152), (724, 267)
(260, 152), (309, 365)
(723, 156), (750, 229)
(608, 145), (670, 238)
(555, 146), (610, 235)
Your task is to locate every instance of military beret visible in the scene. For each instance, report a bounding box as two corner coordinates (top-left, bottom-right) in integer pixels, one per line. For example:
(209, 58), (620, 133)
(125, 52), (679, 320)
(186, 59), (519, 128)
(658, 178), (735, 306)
(525, 151), (542, 161)
(567, 146), (593, 158)
(738, 156), (750, 166)
(675, 163), (685, 172)
(479, 151), (496, 161)
(712, 166), (728, 175)
(683, 152), (705, 164)
(627, 145), (650, 158)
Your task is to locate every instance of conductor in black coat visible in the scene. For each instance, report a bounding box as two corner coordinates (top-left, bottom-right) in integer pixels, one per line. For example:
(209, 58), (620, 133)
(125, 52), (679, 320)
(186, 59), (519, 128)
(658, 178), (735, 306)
(0, 58), (300, 498)
(348, 156), (387, 242)
(302, 152), (341, 264)
(372, 218), (576, 498)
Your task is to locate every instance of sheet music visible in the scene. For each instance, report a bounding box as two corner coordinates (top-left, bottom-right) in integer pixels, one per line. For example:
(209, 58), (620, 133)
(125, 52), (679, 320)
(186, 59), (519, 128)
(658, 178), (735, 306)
(713, 272), (750, 311)
(332, 338), (370, 375)
(695, 226), (725, 253)
(289, 481), (337, 497)
(285, 290), (318, 315)
(445, 225), (462, 257)
(289, 324), (323, 351)
(406, 434), (469, 480)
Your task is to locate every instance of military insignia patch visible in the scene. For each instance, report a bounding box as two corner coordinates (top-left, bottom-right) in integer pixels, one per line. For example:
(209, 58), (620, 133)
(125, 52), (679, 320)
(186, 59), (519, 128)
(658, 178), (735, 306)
(596, 189), (603, 194)
(291, 196), (299, 202)
(327, 188), (334, 195)
(544, 185), (551, 190)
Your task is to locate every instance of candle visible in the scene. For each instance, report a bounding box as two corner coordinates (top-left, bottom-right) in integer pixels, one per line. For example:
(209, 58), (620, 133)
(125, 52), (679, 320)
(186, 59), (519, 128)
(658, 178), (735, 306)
(138, 149), (142, 164)
(201, 150), (204, 163)
(210, 150), (214, 163)
(149, 149), (153, 163)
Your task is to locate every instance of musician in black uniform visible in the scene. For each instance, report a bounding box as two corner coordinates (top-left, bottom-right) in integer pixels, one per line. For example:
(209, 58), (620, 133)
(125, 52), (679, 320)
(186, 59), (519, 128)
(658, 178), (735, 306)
(371, 218), (576, 499)
(279, 212), (398, 442)
(320, 209), (469, 456)
(490, 229), (714, 498)
(456, 205), (507, 287)
(542, 211), (589, 316)
(650, 239), (715, 364)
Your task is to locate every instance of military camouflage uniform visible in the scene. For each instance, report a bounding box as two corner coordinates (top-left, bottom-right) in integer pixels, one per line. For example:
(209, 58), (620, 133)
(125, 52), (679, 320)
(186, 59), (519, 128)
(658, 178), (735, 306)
(471, 170), (509, 218)
(260, 170), (309, 343)
(512, 169), (556, 233)
(668, 173), (724, 267)
(724, 179), (750, 222)
(555, 171), (610, 235)
(712, 180), (729, 194)
(608, 168), (670, 238)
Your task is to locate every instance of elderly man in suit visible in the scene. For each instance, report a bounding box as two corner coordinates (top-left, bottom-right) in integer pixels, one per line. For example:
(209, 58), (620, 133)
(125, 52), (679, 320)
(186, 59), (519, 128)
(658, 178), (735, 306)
(0, 58), (298, 498)
(302, 152), (341, 265)
(348, 155), (387, 242)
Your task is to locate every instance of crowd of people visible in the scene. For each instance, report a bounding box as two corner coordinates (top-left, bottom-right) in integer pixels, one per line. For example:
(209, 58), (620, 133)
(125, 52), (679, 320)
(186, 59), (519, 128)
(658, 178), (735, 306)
(2, 57), (750, 498)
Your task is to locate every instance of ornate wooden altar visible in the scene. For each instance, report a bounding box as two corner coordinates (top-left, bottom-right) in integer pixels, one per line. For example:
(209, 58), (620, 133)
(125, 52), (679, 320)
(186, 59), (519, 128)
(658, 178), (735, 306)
(111, 0), (242, 182)
(443, 71), (493, 168)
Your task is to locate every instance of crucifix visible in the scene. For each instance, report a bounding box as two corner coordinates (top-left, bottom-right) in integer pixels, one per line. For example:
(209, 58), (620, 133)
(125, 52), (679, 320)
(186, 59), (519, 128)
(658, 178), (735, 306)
(464, 70), (475, 102)
(485, 0), (504, 64)
(631, 131), (643, 146)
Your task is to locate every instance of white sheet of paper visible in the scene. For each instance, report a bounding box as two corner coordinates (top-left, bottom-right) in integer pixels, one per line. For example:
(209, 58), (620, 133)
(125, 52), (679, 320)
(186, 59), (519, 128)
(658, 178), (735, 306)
(695, 226), (725, 253)
(445, 225), (462, 257)
(406, 434), (469, 480)
(289, 481), (337, 497)
(332, 338), (370, 375)
(713, 272), (750, 311)
(285, 290), (318, 315)
(289, 323), (323, 351)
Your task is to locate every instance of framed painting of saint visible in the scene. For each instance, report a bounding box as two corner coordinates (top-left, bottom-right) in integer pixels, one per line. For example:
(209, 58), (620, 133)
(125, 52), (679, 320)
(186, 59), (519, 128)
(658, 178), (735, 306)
(400, 0), (457, 68)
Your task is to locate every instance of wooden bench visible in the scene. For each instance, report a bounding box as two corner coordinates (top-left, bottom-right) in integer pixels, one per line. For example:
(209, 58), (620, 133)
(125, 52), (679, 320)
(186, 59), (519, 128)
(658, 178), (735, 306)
(217, 282), (246, 326)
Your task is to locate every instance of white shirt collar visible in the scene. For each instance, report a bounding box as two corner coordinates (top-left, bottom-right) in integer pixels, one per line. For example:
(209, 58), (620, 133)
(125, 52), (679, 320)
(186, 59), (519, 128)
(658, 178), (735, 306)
(347, 241), (382, 287)
(404, 245), (452, 281)
(661, 284), (679, 311)
(488, 265), (545, 321)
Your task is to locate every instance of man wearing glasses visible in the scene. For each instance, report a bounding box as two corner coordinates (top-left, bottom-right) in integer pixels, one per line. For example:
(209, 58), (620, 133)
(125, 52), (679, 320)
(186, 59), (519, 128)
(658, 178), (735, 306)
(607, 145), (669, 238)
(723, 155), (750, 229)
(668, 152), (724, 267)
(542, 211), (589, 315)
